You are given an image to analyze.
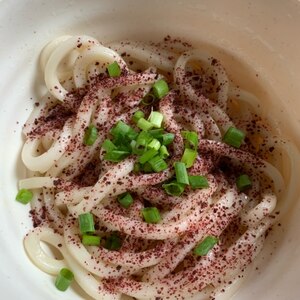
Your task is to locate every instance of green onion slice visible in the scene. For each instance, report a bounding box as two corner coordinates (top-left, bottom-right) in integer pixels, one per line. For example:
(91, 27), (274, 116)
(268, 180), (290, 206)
(188, 175), (209, 189)
(148, 111), (164, 128)
(223, 126), (245, 148)
(147, 139), (161, 151)
(78, 213), (95, 234)
(84, 125), (98, 146)
(118, 192), (134, 209)
(82, 234), (101, 246)
(148, 155), (168, 172)
(138, 148), (158, 164)
(137, 118), (154, 131)
(110, 121), (137, 141)
(104, 233), (122, 250)
(181, 130), (198, 149)
(55, 268), (74, 291)
(152, 79), (169, 99)
(16, 189), (33, 204)
(110, 121), (130, 137)
(141, 92), (156, 106)
(102, 139), (117, 152)
(181, 148), (197, 168)
(106, 121), (137, 151)
(162, 181), (185, 196)
(162, 133), (175, 146)
(142, 207), (161, 223)
(107, 61), (121, 77)
(236, 174), (252, 191)
(193, 236), (219, 256)
(136, 131), (153, 147)
(130, 139), (138, 151)
(142, 162), (153, 173)
(159, 145), (169, 159)
(131, 141), (144, 155)
(174, 161), (189, 185)
(132, 131), (152, 155)
(148, 128), (164, 139)
(132, 110), (145, 123)
(104, 150), (130, 162)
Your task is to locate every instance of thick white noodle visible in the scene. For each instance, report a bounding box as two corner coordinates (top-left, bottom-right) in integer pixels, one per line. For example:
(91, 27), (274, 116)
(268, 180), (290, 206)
(44, 35), (99, 101)
(73, 44), (127, 89)
(108, 41), (178, 72)
(69, 158), (134, 216)
(21, 118), (73, 173)
(40, 35), (73, 72)
(24, 226), (66, 275)
(174, 49), (229, 110)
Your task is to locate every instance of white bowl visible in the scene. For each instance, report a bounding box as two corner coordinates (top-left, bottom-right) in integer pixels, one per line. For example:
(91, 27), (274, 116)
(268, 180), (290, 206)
(0, 0), (299, 299)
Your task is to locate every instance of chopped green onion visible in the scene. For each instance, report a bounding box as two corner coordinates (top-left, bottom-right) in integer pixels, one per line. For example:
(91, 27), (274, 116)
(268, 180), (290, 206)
(118, 192), (133, 209)
(78, 213), (95, 234)
(111, 121), (135, 139)
(193, 236), (219, 256)
(147, 139), (161, 151)
(104, 150), (130, 162)
(132, 110), (145, 123)
(148, 128), (164, 139)
(131, 145), (144, 156)
(127, 129), (139, 141)
(138, 148), (158, 164)
(174, 162), (189, 185)
(162, 133), (175, 146)
(137, 118), (153, 131)
(110, 121), (137, 141)
(181, 148), (197, 168)
(82, 234), (101, 246)
(189, 175), (209, 189)
(104, 233), (122, 250)
(141, 92), (156, 106)
(181, 131), (198, 149)
(148, 111), (164, 128)
(136, 131), (153, 147)
(236, 174), (252, 191)
(162, 181), (185, 196)
(84, 125), (98, 146)
(132, 131), (152, 155)
(107, 61), (121, 77)
(152, 79), (169, 99)
(142, 207), (161, 223)
(223, 126), (245, 148)
(55, 268), (74, 291)
(148, 156), (168, 172)
(15, 189), (33, 204)
(142, 162), (153, 173)
(102, 139), (116, 152)
(159, 145), (169, 159)
(116, 143), (132, 152)
(130, 139), (138, 152)
(128, 130), (139, 142)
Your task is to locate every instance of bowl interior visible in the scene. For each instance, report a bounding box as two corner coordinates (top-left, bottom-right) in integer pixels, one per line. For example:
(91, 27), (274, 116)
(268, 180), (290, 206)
(0, 1), (299, 299)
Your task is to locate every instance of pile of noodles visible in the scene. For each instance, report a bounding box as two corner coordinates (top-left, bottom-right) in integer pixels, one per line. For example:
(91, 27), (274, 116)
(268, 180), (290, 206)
(19, 35), (295, 300)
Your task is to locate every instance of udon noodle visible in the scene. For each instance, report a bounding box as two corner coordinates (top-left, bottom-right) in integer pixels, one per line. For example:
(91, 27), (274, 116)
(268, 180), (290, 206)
(19, 35), (295, 299)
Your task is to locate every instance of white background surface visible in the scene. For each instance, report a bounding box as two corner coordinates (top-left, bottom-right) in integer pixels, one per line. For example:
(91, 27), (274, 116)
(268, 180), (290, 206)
(0, 0), (300, 299)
